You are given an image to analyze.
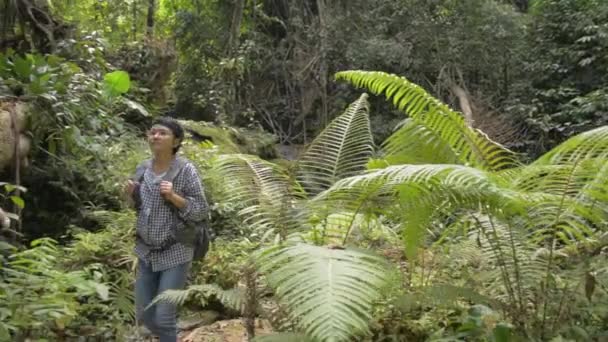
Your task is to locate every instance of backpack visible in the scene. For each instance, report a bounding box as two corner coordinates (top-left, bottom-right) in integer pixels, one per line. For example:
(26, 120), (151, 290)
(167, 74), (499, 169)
(131, 157), (211, 261)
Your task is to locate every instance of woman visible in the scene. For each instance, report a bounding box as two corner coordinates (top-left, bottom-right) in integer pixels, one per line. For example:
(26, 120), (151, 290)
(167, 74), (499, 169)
(126, 116), (207, 342)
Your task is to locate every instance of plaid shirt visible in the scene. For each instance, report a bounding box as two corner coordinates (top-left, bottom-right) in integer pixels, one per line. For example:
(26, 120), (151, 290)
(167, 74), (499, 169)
(133, 158), (207, 272)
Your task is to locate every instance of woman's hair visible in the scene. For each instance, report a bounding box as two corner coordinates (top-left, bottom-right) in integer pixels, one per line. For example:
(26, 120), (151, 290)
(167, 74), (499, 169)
(151, 116), (184, 154)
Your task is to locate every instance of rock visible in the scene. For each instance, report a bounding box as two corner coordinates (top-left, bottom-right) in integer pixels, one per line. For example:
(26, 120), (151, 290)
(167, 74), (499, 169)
(179, 318), (273, 342)
(178, 310), (221, 331)
(123, 325), (155, 342)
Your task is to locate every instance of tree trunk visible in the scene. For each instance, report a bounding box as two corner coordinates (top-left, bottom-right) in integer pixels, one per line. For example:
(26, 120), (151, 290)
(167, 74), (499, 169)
(243, 261), (257, 341)
(316, 0), (329, 127)
(132, 0), (137, 40)
(227, 0), (245, 55)
(451, 84), (475, 127)
(16, 0), (58, 52)
(146, 0), (155, 37)
(226, 0), (245, 124)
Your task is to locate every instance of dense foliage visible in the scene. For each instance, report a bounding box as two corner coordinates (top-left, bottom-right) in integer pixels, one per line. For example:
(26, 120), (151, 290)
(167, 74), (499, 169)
(1, 0), (607, 341)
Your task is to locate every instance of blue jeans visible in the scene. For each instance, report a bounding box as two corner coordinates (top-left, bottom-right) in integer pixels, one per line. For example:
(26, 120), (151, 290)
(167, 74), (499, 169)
(135, 259), (190, 342)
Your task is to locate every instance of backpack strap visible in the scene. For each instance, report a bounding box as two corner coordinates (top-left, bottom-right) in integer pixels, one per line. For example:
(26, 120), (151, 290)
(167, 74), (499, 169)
(163, 157), (188, 183)
(131, 159), (151, 212)
(132, 159), (152, 183)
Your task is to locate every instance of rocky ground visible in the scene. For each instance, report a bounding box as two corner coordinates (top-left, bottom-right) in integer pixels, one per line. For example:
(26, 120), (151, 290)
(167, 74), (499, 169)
(180, 319), (273, 342)
(125, 311), (274, 342)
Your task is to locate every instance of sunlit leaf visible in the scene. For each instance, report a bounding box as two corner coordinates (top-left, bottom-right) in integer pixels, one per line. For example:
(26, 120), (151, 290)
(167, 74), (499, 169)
(10, 196), (24, 209)
(103, 70), (131, 95)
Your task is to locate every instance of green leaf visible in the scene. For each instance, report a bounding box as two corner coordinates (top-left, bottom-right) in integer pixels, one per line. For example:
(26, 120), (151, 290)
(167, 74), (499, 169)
(10, 196), (24, 209)
(123, 98), (150, 117)
(297, 93), (374, 195)
(103, 70), (131, 95)
(492, 323), (513, 342)
(12, 56), (32, 80)
(335, 70), (519, 171)
(258, 243), (390, 342)
(0, 324), (10, 342)
(95, 283), (110, 301)
(211, 154), (303, 238)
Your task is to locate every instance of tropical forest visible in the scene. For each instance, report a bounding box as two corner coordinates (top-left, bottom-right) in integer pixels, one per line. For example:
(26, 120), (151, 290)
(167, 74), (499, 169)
(1, 0), (607, 341)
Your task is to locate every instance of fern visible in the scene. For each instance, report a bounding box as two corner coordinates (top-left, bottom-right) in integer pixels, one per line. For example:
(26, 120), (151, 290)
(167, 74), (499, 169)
(148, 284), (246, 313)
(335, 70), (519, 171)
(312, 164), (509, 255)
(383, 118), (461, 165)
(534, 126), (608, 165)
(211, 154), (304, 239)
(297, 93), (374, 195)
(396, 285), (498, 312)
(209, 95), (376, 241)
(257, 243), (391, 342)
(0, 238), (106, 337)
(315, 164), (495, 200)
(515, 162), (606, 244)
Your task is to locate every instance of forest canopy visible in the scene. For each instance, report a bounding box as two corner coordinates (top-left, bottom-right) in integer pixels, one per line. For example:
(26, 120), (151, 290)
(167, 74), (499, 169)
(1, 0), (607, 341)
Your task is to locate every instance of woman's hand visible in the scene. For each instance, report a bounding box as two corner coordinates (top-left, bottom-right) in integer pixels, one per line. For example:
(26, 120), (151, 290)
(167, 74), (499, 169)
(160, 181), (174, 200)
(125, 180), (138, 196)
(160, 181), (187, 209)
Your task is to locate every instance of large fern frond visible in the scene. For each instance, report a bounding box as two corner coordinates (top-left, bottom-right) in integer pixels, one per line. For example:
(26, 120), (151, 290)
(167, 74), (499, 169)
(534, 126), (608, 165)
(211, 154), (305, 238)
(577, 160), (608, 209)
(439, 214), (547, 314)
(382, 118), (461, 165)
(312, 164), (515, 257)
(313, 164), (501, 209)
(526, 127), (608, 222)
(471, 216), (549, 308)
(335, 70), (519, 171)
(297, 94), (374, 195)
(257, 243), (390, 342)
(212, 154), (294, 207)
(511, 161), (606, 244)
(149, 284), (246, 313)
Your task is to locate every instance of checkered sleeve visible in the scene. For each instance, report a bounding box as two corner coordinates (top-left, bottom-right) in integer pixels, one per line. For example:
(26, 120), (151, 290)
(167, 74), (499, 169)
(176, 162), (208, 223)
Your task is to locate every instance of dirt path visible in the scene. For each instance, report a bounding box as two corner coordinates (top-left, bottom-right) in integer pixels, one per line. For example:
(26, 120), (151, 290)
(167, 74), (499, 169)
(180, 319), (273, 342)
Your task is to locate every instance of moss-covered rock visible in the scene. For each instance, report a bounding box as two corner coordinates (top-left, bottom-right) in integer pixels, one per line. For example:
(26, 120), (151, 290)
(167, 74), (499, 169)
(179, 120), (278, 159)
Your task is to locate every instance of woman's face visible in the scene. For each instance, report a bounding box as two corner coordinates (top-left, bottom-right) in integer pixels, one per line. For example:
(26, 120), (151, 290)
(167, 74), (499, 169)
(147, 124), (178, 154)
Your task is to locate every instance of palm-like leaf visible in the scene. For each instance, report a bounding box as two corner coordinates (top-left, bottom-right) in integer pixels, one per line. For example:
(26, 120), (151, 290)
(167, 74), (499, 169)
(211, 154), (305, 239)
(466, 215), (548, 301)
(508, 161), (607, 244)
(335, 70), (519, 171)
(313, 164), (502, 211)
(297, 93), (374, 195)
(534, 126), (608, 165)
(257, 243), (390, 342)
(383, 118), (461, 165)
(149, 284), (246, 313)
(312, 163), (514, 257)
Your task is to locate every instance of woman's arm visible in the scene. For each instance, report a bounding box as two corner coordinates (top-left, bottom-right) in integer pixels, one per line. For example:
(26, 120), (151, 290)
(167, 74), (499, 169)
(164, 163), (208, 222)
